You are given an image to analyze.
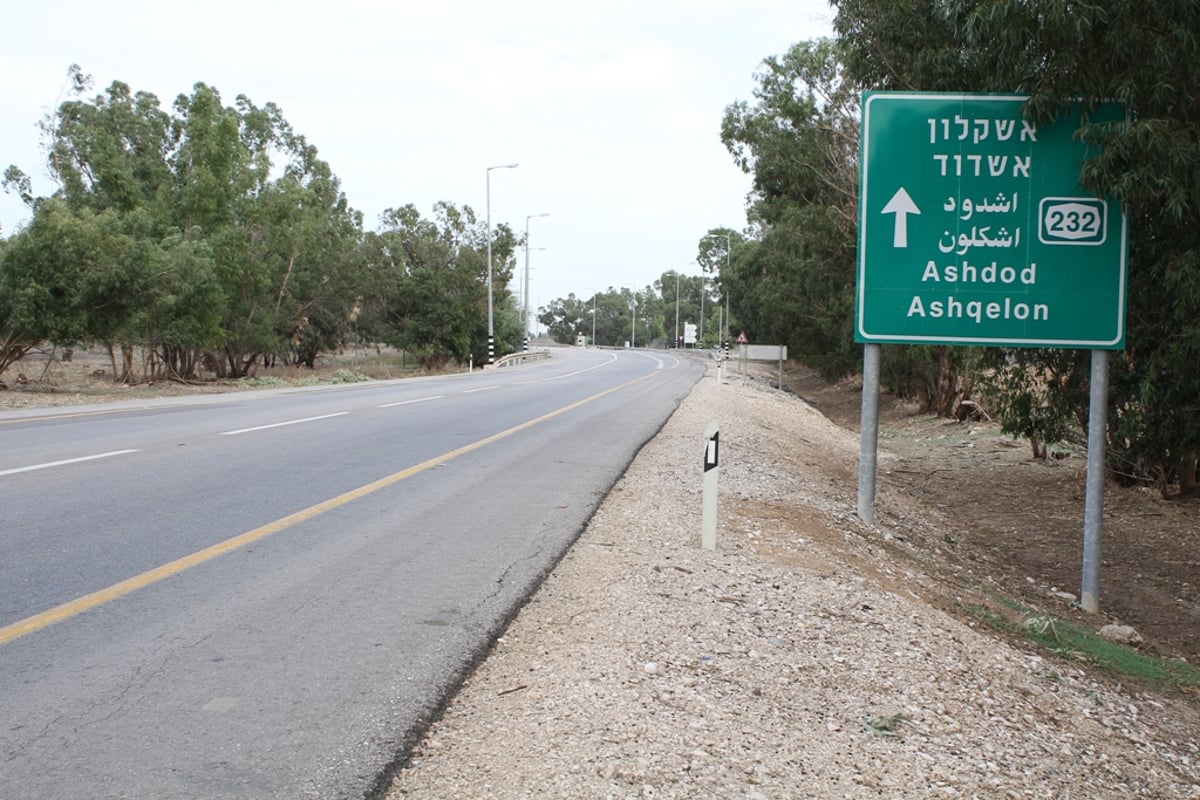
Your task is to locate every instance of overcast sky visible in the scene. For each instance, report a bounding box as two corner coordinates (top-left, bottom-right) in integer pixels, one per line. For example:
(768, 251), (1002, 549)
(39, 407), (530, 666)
(0, 0), (833, 311)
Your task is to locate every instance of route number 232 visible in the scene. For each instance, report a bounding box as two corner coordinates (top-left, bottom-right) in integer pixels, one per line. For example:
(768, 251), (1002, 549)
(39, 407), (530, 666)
(1038, 198), (1107, 245)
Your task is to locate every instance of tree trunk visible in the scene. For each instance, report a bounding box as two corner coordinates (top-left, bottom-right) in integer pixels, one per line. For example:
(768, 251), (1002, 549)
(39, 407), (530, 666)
(120, 344), (135, 383)
(1179, 452), (1199, 499)
(105, 342), (119, 379)
(0, 336), (33, 377)
(935, 346), (957, 417)
(1030, 436), (1047, 460)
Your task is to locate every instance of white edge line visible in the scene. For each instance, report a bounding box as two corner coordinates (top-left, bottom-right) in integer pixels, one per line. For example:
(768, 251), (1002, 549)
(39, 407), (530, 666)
(461, 386), (501, 394)
(220, 412), (349, 436)
(378, 395), (446, 408)
(0, 449), (140, 477)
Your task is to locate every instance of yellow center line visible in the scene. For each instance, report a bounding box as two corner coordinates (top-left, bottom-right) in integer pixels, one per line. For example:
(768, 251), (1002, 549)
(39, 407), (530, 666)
(0, 369), (661, 647)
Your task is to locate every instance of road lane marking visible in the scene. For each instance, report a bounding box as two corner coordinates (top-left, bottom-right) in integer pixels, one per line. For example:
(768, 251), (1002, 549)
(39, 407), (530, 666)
(462, 385), (500, 394)
(514, 352), (618, 385)
(0, 369), (665, 647)
(219, 412), (349, 436)
(378, 395), (445, 408)
(632, 351), (675, 370)
(201, 697), (241, 713)
(551, 351), (619, 378)
(0, 449), (140, 477)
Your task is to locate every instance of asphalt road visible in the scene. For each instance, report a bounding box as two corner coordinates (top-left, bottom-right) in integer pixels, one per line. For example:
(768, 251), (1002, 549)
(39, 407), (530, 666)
(0, 347), (704, 799)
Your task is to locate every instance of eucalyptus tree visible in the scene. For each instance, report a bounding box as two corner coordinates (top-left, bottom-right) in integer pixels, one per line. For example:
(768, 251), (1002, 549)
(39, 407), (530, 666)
(597, 292), (630, 347)
(1, 67), (363, 381)
(832, 0), (1200, 494)
(167, 84), (362, 377)
(368, 202), (517, 369)
(2, 71), (182, 378)
(538, 293), (592, 345)
(720, 38), (861, 377)
(964, 0), (1200, 495)
(0, 239), (25, 375)
(539, 288), (651, 348)
(655, 270), (710, 346)
(239, 122), (364, 369)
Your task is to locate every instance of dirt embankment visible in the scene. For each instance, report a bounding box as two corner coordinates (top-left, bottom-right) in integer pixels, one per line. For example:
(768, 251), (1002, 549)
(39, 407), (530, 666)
(782, 362), (1200, 666)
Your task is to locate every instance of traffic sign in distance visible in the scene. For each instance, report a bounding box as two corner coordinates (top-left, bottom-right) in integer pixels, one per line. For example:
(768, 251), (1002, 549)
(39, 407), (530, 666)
(856, 92), (1128, 349)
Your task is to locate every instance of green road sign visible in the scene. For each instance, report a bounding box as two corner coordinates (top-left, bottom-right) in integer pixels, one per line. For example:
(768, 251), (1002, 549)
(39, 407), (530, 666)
(856, 92), (1128, 349)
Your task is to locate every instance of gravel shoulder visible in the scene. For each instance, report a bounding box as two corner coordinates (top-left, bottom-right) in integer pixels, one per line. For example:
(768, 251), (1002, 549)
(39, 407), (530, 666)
(385, 360), (1200, 799)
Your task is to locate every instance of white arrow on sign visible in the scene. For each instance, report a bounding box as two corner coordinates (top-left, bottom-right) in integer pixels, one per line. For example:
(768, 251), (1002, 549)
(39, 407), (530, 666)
(882, 187), (920, 248)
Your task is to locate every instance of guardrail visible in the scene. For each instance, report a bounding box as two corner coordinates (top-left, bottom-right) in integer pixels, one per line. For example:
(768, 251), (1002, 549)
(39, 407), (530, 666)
(491, 349), (551, 368)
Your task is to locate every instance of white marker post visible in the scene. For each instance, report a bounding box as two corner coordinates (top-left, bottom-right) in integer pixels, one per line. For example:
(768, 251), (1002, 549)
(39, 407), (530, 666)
(702, 421), (719, 550)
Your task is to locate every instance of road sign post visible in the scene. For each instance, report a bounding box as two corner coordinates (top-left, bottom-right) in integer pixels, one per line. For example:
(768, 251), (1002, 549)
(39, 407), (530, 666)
(855, 93), (1129, 613)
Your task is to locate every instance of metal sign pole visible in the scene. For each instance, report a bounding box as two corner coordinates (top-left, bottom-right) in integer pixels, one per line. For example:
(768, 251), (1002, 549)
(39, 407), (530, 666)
(858, 344), (881, 525)
(1081, 349), (1110, 613)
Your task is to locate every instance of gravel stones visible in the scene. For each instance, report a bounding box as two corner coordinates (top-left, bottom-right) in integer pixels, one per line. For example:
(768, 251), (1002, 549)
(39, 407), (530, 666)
(388, 363), (1200, 799)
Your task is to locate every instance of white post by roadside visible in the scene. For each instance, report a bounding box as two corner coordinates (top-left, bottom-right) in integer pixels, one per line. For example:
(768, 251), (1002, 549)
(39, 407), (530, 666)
(702, 420), (719, 550)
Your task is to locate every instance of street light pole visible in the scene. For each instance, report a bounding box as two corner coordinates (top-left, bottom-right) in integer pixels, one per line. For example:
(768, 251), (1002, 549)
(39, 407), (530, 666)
(486, 163), (519, 364)
(674, 272), (680, 348)
(703, 233), (732, 347)
(591, 293), (597, 346)
(629, 298), (638, 348)
(523, 212), (549, 348)
(725, 246), (731, 348)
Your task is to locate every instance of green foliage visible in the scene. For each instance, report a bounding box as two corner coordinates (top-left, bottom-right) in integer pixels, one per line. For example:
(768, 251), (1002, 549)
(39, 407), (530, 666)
(538, 287), (662, 348)
(861, 714), (907, 737)
(656, 269), (710, 346)
(236, 374), (289, 389)
(880, 345), (974, 417)
(538, 293), (592, 345)
(976, 348), (1088, 459)
(328, 368), (369, 384)
(824, 0), (1200, 494)
(360, 201), (516, 369)
(833, 0), (993, 92)
(961, 597), (1200, 695)
(1022, 615), (1200, 693)
(1, 69), (365, 381)
(719, 39), (862, 380)
(0, 199), (146, 348)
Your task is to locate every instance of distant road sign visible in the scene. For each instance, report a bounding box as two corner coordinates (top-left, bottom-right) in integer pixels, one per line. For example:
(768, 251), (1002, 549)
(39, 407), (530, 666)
(856, 92), (1128, 349)
(739, 344), (786, 361)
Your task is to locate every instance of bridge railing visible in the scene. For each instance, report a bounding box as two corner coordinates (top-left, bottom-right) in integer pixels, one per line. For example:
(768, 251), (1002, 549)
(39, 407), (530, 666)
(491, 349), (551, 368)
